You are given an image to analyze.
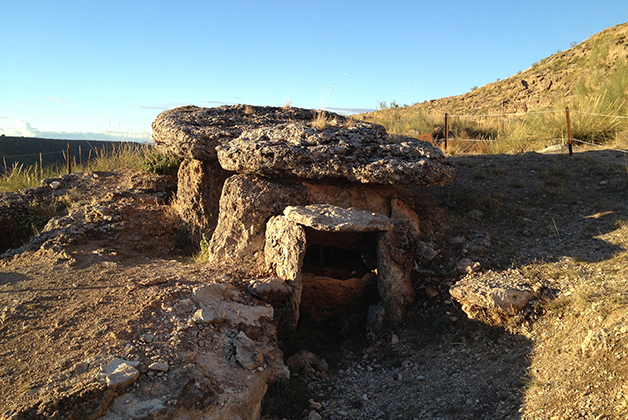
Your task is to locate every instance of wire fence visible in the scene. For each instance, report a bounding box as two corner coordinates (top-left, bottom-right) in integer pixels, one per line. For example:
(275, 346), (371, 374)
(440, 107), (628, 155)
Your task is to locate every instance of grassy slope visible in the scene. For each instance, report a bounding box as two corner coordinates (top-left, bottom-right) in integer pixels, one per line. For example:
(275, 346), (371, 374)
(359, 22), (628, 150)
(0, 136), (142, 169)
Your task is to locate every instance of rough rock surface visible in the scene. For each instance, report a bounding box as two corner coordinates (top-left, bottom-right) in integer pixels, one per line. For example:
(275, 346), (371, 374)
(376, 221), (418, 323)
(449, 269), (538, 324)
(216, 121), (457, 186)
(263, 203), (419, 327)
(175, 158), (232, 239)
(152, 105), (457, 188)
(264, 215), (307, 327)
(0, 169), (288, 420)
(152, 105), (327, 161)
(208, 174), (308, 266)
(283, 204), (393, 232)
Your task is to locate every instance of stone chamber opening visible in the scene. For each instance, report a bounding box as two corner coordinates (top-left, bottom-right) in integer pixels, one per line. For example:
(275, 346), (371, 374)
(298, 229), (381, 337)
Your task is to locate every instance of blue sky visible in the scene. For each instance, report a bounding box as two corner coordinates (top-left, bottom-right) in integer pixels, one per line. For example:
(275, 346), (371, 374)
(1, 1), (627, 142)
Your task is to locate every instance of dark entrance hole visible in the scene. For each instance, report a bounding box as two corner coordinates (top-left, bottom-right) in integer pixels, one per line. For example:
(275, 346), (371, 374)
(299, 229), (381, 334)
(301, 230), (377, 279)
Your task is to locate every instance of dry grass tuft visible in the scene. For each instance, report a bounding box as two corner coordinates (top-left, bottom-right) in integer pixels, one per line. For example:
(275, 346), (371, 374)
(312, 111), (329, 130)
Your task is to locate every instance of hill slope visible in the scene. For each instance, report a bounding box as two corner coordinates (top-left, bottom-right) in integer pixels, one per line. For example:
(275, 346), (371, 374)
(361, 22), (628, 143)
(0, 137), (142, 171)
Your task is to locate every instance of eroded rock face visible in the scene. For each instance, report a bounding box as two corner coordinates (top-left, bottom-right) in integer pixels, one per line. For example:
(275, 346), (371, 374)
(449, 269), (537, 324)
(216, 122), (457, 186)
(263, 204), (419, 326)
(283, 204), (393, 232)
(152, 105), (327, 161)
(208, 175), (308, 265)
(152, 105), (456, 187)
(151, 104), (457, 330)
(176, 158), (232, 239)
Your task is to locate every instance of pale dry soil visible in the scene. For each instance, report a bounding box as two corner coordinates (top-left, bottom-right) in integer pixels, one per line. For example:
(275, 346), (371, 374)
(1, 148), (627, 420)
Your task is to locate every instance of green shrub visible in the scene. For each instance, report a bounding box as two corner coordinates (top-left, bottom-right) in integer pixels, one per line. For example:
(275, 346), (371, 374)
(137, 150), (182, 175)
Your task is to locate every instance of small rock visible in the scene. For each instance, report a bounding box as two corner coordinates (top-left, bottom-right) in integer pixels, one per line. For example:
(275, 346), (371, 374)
(148, 362), (169, 372)
(308, 411), (322, 420)
(456, 258), (481, 274)
(235, 331), (263, 370)
(173, 298), (196, 314)
(139, 276), (168, 286)
(309, 398), (322, 410)
(97, 358), (140, 391)
(391, 334), (400, 345)
(73, 361), (89, 374)
(248, 277), (292, 305)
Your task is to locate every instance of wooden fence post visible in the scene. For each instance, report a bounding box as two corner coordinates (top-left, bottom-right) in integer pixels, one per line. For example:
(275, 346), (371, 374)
(67, 144), (72, 174)
(565, 106), (573, 156)
(444, 113), (449, 151)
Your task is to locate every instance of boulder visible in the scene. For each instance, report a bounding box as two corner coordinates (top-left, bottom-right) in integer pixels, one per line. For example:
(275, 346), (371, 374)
(154, 105), (456, 186)
(449, 269), (536, 324)
(192, 283), (274, 328)
(152, 105), (327, 161)
(97, 358), (141, 391)
(216, 121), (456, 186)
(208, 174), (308, 266)
(175, 158), (232, 239)
(376, 220), (418, 323)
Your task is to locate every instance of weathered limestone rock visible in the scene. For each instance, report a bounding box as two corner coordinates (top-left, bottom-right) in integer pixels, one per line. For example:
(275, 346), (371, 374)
(235, 331), (264, 370)
(376, 221), (418, 323)
(97, 358), (141, 391)
(151, 104), (457, 329)
(208, 174), (308, 265)
(248, 277), (293, 306)
(175, 158), (231, 238)
(263, 204), (418, 326)
(449, 269), (536, 323)
(152, 105), (326, 161)
(264, 215), (307, 326)
(210, 176), (404, 266)
(192, 283), (274, 328)
(216, 121), (457, 186)
(283, 204), (393, 232)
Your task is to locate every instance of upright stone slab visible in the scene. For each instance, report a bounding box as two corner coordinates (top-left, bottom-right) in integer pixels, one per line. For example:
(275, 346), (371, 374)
(176, 158), (231, 239)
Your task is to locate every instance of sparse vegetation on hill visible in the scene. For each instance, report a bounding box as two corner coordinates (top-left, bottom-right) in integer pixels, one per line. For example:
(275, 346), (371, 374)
(0, 140), (179, 192)
(362, 22), (628, 154)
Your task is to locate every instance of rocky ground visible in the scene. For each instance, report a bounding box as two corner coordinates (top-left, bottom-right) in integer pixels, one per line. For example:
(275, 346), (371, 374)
(1, 147), (627, 419)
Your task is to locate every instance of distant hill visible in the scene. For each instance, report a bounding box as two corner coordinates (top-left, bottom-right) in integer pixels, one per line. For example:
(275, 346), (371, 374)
(0, 136), (143, 172)
(360, 21), (628, 141)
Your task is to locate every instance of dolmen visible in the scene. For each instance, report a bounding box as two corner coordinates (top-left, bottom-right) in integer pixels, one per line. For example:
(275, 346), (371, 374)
(152, 105), (457, 328)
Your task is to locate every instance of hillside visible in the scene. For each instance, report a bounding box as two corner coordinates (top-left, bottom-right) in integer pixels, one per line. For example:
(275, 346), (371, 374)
(0, 137), (143, 172)
(361, 21), (628, 144)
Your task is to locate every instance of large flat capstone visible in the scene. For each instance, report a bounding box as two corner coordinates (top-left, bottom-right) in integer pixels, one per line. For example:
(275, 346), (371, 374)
(152, 105), (457, 187)
(283, 204), (393, 232)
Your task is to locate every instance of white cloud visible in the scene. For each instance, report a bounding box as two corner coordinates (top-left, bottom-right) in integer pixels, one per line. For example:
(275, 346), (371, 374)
(0, 120), (40, 137)
(325, 107), (375, 115)
(47, 96), (69, 103)
(0, 120), (148, 142)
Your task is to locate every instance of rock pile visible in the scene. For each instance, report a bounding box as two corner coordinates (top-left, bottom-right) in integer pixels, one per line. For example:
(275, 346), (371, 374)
(153, 104), (457, 328)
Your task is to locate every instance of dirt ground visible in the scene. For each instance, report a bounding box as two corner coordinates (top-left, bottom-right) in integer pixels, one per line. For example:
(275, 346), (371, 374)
(1, 148), (627, 419)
